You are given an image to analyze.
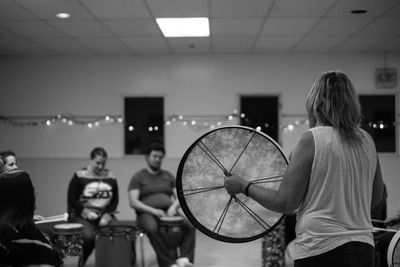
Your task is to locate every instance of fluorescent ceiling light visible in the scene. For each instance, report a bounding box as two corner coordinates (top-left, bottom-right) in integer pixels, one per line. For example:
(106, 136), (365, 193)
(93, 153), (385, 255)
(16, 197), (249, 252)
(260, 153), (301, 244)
(156, 17), (210, 37)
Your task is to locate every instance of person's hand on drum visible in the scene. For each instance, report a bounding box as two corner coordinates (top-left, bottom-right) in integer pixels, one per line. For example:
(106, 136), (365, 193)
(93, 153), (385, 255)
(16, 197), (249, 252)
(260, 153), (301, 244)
(86, 210), (99, 221)
(152, 208), (167, 218)
(224, 173), (248, 195)
(167, 205), (178, 216)
(99, 213), (113, 226)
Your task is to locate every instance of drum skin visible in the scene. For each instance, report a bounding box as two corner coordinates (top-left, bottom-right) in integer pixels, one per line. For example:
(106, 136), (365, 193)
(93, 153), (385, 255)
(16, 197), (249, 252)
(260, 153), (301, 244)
(177, 126), (288, 243)
(95, 225), (136, 267)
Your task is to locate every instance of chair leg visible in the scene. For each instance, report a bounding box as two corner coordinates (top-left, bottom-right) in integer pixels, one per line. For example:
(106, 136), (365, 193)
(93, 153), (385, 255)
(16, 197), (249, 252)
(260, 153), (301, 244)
(139, 231), (146, 267)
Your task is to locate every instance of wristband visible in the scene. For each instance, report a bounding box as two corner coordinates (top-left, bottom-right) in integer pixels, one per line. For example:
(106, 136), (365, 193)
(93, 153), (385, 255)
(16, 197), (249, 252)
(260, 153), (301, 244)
(244, 182), (252, 197)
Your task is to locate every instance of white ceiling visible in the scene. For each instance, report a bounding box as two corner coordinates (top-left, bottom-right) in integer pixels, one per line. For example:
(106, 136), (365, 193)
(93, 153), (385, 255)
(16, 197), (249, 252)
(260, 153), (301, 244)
(0, 0), (399, 55)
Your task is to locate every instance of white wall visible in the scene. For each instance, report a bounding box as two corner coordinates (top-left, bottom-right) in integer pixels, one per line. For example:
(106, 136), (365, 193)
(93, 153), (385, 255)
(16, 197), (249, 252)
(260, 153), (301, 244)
(1, 53), (399, 219)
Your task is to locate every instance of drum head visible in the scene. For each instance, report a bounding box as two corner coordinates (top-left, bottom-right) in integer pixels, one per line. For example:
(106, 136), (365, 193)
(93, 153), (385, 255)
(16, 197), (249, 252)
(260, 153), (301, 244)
(160, 216), (184, 222)
(177, 126), (287, 243)
(388, 230), (400, 267)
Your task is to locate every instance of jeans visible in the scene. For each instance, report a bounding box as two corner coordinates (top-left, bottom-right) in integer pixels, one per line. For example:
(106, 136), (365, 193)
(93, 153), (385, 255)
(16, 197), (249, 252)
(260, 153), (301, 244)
(294, 241), (375, 267)
(137, 213), (196, 267)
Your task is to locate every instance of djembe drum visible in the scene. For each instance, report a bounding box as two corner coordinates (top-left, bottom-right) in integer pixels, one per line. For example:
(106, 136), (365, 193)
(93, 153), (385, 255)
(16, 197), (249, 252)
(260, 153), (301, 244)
(95, 225), (136, 267)
(53, 223), (84, 267)
(176, 126), (287, 243)
(159, 216), (184, 259)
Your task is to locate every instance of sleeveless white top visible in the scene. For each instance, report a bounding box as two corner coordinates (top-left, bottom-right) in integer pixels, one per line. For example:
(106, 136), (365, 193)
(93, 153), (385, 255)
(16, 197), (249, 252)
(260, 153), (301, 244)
(293, 126), (377, 260)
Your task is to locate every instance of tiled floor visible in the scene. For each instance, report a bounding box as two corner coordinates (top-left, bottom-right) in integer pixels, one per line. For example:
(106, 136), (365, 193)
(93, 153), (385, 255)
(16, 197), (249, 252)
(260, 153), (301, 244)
(85, 231), (262, 267)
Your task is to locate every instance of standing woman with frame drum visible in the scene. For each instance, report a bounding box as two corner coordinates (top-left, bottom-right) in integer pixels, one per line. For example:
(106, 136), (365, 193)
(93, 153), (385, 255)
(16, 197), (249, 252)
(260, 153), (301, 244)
(225, 71), (385, 267)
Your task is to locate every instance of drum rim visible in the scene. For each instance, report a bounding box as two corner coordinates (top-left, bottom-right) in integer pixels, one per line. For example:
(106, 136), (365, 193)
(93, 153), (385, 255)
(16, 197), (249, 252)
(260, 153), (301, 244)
(176, 125), (287, 243)
(54, 223), (83, 229)
(387, 229), (400, 267)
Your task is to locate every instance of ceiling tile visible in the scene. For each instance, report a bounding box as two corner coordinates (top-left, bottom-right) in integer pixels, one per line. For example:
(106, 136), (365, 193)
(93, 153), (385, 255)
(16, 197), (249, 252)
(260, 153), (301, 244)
(376, 36), (400, 52)
(254, 35), (301, 51)
(75, 37), (132, 53)
(0, 37), (53, 54)
(31, 37), (91, 54)
(328, 0), (400, 17)
(359, 18), (400, 35)
(167, 37), (210, 53)
(270, 0), (338, 17)
(13, 0), (94, 20)
(121, 36), (169, 53)
(103, 20), (161, 36)
(294, 34), (349, 51)
(212, 35), (256, 52)
(0, 0), (37, 20)
(80, 0), (151, 19)
(0, 27), (18, 37)
(261, 18), (319, 35)
(49, 20), (112, 37)
(211, 0), (273, 18)
(147, 0), (209, 18)
(384, 3), (400, 16)
(311, 17), (375, 35)
(211, 18), (264, 35)
(333, 35), (393, 51)
(0, 21), (65, 37)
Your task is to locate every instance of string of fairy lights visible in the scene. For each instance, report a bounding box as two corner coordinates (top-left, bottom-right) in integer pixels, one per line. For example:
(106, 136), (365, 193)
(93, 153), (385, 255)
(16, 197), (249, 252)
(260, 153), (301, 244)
(0, 112), (397, 132)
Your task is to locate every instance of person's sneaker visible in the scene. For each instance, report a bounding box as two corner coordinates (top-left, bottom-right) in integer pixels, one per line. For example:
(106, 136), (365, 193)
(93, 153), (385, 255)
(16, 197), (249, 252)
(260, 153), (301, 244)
(176, 257), (194, 267)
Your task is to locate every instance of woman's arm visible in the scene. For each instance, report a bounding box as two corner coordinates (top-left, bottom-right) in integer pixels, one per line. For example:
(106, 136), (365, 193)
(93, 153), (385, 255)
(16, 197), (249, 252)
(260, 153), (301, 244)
(225, 131), (314, 214)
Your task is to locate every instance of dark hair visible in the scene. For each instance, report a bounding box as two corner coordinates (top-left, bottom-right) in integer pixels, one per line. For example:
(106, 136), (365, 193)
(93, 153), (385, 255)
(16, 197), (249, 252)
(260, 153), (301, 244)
(0, 150), (16, 163)
(0, 170), (36, 241)
(90, 147), (108, 160)
(146, 143), (165, 156)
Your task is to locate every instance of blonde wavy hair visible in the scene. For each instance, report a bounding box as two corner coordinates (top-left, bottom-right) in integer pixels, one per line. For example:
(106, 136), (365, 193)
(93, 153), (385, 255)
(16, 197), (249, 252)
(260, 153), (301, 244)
(306, 70), (363, 144)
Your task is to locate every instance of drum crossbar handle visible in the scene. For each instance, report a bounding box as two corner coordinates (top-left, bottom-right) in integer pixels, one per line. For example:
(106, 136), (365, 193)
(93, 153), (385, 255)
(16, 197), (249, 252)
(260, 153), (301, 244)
(373, 227), (398, 233)
(197, 141), (229, 174)
(213, 195), (234, 234)
(181, 185), (225, 197)
(228, 131), (256, 174)
(232, 195), (271, 230)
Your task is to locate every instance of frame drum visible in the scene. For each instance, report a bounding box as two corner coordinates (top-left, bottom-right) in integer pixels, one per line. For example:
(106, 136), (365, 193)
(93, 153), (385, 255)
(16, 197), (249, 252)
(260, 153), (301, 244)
(95, 225), (136, 267)
(388, 230), (400, 267)
(177, 126), (288, 243)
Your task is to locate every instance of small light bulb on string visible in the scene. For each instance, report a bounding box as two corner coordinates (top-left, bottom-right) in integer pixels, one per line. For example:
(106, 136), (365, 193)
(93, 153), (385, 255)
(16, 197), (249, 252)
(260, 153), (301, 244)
(183, 121), (188, 126)
(88, 123), (93, 128)
(117, 117), (123, 123)
(166, 121), (171, 126)
(178, 115), (183, 120)
(148, 126), (153, 132)
(105, 115), (110, 121)
(128, 125), (134, 131)
(233, 109), (238, 114)
(68, 120), (73, 126)
(256, 126), (262, 131)
(228, 115), (233, 120)
(154, 126), (159, 131)
(62, 118), (67, 123)
(46, 120), (51, 126)
(240, 113), (246, 118)
(191, 120), (196, 125)
(94, 121), (100, 127)
(217, 121), (222, 126)
(210, 125), (215, 129)
(287, 124), (294, 131)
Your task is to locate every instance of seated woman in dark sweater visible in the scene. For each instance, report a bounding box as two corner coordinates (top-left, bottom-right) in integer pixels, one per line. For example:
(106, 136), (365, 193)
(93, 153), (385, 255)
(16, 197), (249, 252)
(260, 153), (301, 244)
(0, 164), (62, 266)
